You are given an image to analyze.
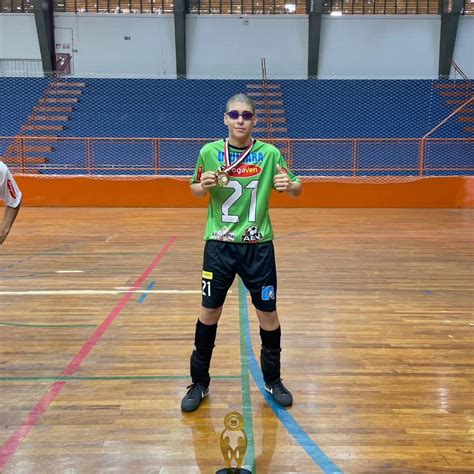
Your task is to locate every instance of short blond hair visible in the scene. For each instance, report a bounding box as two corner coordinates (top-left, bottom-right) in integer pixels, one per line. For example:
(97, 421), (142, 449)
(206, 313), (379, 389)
(226, 93), (256, 114)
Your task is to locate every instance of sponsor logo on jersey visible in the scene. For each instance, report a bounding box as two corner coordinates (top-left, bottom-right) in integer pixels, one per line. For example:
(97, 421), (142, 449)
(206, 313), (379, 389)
(229, 164), (261, 178)
(261, 285), (276, 301)
(7, 179), (17, 199)
(212, 227), (236, 242)
(202, 270), (213, 280)
(217, 151), (264, 164)
(242, 225), (263, 243)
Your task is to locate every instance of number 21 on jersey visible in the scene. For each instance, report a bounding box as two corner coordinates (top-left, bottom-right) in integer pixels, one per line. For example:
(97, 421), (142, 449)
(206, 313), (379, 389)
(221, 180), (259, 223)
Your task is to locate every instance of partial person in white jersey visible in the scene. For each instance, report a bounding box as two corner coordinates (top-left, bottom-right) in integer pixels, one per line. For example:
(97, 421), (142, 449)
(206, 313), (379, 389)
(0, 162), (22, 245)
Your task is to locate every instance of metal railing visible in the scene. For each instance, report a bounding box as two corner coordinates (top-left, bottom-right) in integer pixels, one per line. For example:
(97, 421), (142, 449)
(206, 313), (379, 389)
(52, 0), (173, 13)
(322, 0), (440, 14)
(0, 59), (43, 76)
(1, 135), (472, 178)
(2, 0), (473, 13)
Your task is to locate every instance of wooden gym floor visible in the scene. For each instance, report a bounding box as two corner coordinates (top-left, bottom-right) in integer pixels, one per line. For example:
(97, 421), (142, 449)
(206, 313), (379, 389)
(0, 208), (473, 473)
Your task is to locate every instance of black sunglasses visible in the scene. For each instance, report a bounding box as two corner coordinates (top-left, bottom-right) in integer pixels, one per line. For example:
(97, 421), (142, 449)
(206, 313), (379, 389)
(226, 110), (255, 121)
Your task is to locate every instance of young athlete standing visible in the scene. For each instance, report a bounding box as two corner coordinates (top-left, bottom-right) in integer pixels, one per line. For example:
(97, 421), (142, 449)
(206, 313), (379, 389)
(181, 93), (301, 412)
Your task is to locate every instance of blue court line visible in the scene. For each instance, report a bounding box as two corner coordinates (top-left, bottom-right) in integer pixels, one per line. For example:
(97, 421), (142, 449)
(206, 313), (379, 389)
(238, 291), (257, 473)
(238, 280), (343, 474)
(137, 281), (156, 303)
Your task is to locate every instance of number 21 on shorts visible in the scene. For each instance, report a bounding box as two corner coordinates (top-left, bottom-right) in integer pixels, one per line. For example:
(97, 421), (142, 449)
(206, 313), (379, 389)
(201, 270), (213, 296)
(202, 280), (211, 296)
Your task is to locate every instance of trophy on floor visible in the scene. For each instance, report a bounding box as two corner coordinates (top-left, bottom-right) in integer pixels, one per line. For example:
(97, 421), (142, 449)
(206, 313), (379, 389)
(216, 412), (252, 474)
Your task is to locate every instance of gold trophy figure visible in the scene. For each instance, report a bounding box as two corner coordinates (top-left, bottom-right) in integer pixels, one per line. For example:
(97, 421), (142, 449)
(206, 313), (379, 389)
(216, 412), (252, 474)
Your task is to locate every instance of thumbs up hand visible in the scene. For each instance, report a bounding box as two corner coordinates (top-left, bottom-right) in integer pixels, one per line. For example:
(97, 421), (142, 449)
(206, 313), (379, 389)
(273, 164), (292, 193)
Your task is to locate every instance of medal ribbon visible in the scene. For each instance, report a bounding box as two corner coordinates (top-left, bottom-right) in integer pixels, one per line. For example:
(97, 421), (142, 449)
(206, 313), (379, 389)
(222, 138), (256, 173)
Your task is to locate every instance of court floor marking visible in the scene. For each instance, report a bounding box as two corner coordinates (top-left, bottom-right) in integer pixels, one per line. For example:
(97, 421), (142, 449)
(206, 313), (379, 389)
(238, 284), (257, 473)
(56, 270), (85, 274)
(239, 279), (343, 474)
(0, 322), (97, 328)
(137, 280), (156, 303)
(0, 289), (203, 296)
(0, 288), (233, 296)
(0, 375), (241, 382)
(0, 237), (177, 470)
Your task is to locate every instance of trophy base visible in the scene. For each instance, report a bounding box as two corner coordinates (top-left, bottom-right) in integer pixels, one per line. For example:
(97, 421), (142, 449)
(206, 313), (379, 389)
(215, 469), (252, 474)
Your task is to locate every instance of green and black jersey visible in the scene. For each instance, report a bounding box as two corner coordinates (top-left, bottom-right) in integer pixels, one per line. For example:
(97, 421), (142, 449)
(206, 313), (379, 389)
(191, 139), (300, 243)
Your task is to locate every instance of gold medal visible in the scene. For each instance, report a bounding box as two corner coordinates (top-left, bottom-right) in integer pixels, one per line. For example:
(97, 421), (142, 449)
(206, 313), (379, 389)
(216, 170), (230, 187)
(216, 138), (256, 188)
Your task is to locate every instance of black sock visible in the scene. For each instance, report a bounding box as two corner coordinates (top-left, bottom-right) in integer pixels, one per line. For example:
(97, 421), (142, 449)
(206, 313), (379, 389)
(260, 325), (281, 350)
(190, 319), (218, 387)
(195, 318), (218, 349)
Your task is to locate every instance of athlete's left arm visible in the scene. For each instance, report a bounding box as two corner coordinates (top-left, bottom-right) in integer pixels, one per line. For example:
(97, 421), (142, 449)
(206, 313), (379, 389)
(273, 164), (302, 197)
(273, 149), (302, 197)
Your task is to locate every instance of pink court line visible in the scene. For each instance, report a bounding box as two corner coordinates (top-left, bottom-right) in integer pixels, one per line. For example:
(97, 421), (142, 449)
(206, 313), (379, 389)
(0, 237), (177, 470)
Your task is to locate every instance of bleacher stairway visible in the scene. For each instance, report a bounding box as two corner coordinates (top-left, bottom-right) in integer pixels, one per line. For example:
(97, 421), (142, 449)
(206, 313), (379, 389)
(245, 82), (293, 165)
(2, 79), (85, 172)
(434, 81), (474, 135)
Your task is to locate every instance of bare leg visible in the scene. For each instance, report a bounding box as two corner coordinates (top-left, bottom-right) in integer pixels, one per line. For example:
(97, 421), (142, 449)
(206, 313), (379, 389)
(255, 308), (280, 331)
(199, 305), (223, 325)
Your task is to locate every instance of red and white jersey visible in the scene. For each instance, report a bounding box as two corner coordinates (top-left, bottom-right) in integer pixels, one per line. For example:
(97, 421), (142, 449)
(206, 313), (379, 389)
(0, 162), (22, 208)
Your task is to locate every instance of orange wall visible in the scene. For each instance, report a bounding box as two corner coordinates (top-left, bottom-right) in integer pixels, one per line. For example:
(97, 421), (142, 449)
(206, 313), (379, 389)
(11, 176), (474, 208)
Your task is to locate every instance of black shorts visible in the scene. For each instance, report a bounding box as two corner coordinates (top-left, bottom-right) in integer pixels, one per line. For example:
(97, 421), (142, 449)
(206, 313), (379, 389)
(201, 240), (277, 312)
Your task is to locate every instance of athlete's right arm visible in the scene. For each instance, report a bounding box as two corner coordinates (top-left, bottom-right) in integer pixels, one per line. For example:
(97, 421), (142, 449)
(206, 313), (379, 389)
(191, 171), (218, 196)
(0, 199), (21, 244)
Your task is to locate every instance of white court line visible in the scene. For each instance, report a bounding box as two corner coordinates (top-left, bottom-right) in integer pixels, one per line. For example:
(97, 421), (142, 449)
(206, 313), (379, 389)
(56, 270), (85, 274)
(116, 286), (232, 294)
(0, 290), (205, 296)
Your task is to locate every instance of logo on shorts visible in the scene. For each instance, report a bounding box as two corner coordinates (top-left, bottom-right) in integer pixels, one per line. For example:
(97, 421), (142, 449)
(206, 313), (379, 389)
(242, 225), (262, 243)
(261, 286), (276, 301)
(202, 271), (213, 280)
(7, 180), (16, 199)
